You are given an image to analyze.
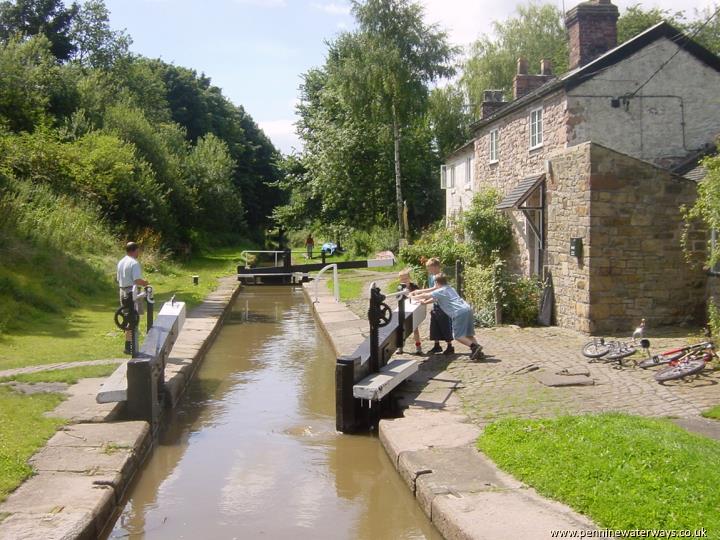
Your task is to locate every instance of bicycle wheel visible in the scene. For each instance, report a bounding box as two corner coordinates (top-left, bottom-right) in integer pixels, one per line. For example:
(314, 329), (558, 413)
(582, 340), (609, 358)
(638, 351), (684, 369)
(654, 359), (706, 382)
(606, 346), (636, 361)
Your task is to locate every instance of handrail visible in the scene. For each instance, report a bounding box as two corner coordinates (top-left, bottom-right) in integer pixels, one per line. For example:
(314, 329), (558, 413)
(314, 264), (339, 303)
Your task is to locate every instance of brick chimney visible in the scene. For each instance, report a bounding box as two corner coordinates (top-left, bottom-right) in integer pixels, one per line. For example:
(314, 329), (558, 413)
(513, 58), (554, 100)
(566, 0), (620, 70)
(480, 90), (506, 119)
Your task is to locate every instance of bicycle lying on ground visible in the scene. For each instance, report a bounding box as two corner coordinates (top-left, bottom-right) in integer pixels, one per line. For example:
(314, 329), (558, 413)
(581, 319), (646, 364)
(640, 341), (717, 383)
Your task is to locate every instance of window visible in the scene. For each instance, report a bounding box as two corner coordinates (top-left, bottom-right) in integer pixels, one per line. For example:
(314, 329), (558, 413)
(465, 156), (473, 190)
(440, 164), (454, 189)
(530, 107), (543, 149)
(489, 129), (498, 162)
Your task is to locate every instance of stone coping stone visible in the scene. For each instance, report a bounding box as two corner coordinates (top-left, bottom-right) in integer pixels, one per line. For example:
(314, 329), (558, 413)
(431, 488), (596, 540)
(47, 421), (149, 449)
(379, 411), (481, 466)
(51, 378), (123, 424)
(0, 473), (116, 540)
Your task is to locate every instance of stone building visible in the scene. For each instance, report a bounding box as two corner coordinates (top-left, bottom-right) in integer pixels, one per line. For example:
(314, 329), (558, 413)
(443, 0), (720, 333)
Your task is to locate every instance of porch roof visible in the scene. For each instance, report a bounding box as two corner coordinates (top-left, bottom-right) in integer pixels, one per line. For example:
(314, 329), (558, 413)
(497, 174), (545, 210)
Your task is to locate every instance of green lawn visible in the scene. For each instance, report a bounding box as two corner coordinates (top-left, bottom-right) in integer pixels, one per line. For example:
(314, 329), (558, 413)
(0, 386), (65, 502)
(0, 363), (120, 385)
(478, 413), (720, 535)
(0, 247), (248, 370)
(703, 405), (720, 420)
(327, 275), (364, 301)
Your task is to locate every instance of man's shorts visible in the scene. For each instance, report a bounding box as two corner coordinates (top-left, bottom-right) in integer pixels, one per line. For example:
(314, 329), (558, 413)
(119, 288), (145, 315)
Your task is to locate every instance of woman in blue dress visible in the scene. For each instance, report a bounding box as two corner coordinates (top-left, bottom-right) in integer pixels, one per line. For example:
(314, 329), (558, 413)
(412, 273), (483, 361)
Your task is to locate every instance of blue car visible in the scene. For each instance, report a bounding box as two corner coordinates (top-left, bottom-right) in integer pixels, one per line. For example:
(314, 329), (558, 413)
(320, 242), (337, 255)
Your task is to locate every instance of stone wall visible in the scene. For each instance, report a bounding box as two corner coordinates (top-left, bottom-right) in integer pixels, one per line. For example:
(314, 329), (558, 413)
(545, 143), (593, 332)
(586, 143), (705, 332)
(567, 37), (720, 167)
(473, 89), (567, 275)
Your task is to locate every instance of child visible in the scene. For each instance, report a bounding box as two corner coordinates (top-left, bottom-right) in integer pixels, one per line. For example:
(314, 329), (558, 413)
(412, 273), (483, 361)
(416, 258), (454, 355)
(398, 268), (422, 354)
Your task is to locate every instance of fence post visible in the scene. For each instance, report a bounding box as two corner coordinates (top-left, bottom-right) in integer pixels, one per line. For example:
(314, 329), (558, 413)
(145, 286), (154, 331)
(368, 284), (386, 374)
(321, 249), (326, 265)
(455, 259), (464, 298)
(396, 289), (406, 351)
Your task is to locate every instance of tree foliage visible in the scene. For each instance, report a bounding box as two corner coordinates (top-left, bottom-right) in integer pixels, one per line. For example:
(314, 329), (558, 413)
(462, 3), (567, 115)
(0, 0), (78, 60)
(275, 0), (456, 237)
(0, 0), (283, 250)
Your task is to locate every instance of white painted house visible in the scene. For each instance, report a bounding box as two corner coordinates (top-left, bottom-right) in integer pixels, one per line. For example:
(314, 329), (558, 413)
(441, 142), (474, 224)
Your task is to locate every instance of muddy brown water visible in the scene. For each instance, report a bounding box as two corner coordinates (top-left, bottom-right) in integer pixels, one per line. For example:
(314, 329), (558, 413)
(109, 286), (441, 540)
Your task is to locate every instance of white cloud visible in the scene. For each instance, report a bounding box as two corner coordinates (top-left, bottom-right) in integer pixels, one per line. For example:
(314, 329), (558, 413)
(311, 1), (351, 16)
(259, 119), (302, 154)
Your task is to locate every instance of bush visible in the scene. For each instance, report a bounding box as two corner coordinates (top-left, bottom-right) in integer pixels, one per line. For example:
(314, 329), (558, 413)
(400, 221), (476, 267)
(708, 298), (720, 337)
(464, 256), (541, 327)
(348, 225), (400, 258)
(461, 189), (513, 264)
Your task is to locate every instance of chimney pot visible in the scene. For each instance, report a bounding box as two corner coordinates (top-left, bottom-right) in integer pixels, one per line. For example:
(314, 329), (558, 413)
(517, 57), (529, 75)
(540, 59), (553, 76)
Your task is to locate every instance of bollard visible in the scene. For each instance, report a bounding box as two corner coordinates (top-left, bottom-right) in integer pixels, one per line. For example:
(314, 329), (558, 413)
(321, 249), (326, 266)
(335, 357), (358, 433)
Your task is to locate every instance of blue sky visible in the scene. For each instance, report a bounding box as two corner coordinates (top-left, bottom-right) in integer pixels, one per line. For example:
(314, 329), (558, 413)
(104, 0), (713, 154)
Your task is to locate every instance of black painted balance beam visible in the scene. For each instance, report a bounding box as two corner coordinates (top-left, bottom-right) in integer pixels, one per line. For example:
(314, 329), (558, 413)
(237, 258), (394, 277)
(335, 299), (426, 433)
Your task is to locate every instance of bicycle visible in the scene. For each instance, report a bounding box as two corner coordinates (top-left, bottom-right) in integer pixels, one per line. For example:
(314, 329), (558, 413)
(653, 341), (717, 383)
(581, 319), (646, 364)
(636, 340), (713, 369)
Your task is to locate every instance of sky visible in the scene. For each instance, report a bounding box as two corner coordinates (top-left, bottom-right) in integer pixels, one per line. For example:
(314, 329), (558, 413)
(103, 0), (714, 154)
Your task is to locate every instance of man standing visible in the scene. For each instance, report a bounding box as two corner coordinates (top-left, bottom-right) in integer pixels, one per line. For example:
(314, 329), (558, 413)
(117, 242), (149, 354)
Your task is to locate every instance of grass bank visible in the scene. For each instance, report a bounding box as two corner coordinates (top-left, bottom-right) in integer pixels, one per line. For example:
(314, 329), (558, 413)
(0, 386), (66, 502)
(478, 413), (720, 535)
(0, 247), (248, 370)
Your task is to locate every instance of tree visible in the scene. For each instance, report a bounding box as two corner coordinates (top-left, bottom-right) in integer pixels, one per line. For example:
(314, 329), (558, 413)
(0, 34), (63, 131)
(617, 4), (677, 44)
(428, 84), (471, 159)
(0, 0), (78, 60)
(462, 3), (566, 116)
(344, 0), (456, 238)
(69, 0), (130, 70)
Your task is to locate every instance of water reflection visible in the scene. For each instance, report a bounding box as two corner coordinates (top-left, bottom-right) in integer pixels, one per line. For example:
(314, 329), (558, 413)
(109, 287), (440, 540)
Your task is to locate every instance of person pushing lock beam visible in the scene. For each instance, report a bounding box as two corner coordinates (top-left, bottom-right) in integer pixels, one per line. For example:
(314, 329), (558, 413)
(117, 242), (149, 355)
